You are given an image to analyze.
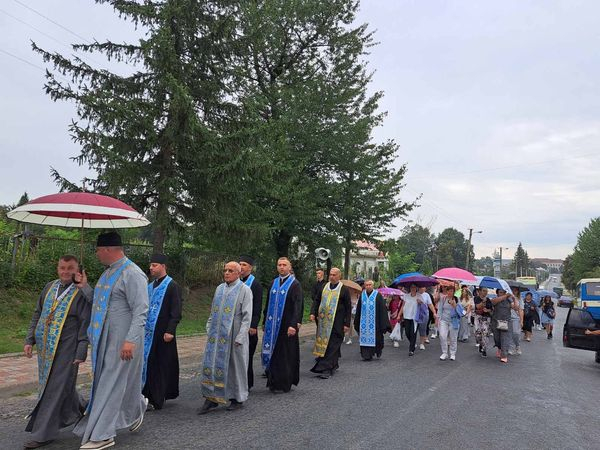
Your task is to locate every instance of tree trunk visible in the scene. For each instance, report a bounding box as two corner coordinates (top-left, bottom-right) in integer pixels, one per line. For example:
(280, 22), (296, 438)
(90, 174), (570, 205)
(343, 235), (352, 279)
(153, 141), (174, 253)
(274, 229), (291, 258)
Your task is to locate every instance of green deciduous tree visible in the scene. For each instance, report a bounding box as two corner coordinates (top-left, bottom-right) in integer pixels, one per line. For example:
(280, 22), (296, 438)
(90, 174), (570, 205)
(571, 217), (600, 281)
(434, 228), (472, 270)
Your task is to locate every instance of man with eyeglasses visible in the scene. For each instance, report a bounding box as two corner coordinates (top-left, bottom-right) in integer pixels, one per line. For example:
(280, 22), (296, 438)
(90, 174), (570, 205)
(198, 262), (252, 414)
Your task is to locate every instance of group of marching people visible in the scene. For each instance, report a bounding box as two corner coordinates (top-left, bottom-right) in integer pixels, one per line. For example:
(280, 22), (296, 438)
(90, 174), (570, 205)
(348, 281), (557, 365)
(21, 236), (559, 450)
(21, 234), (369, 450)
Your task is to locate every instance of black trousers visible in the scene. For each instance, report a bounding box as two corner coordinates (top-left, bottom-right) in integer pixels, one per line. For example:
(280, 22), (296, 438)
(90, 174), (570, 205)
(403, 319), (417, 352)
(248, 333), (258, 390)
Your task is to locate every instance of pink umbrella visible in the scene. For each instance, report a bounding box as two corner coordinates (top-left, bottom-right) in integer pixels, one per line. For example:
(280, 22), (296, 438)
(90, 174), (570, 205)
(432, 267), (477, 284)
(8, 192), (150, 262)
(377, 287), (404, 297)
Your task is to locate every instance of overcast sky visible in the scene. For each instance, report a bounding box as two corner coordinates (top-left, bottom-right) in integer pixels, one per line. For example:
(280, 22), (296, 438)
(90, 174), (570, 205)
(2, 1), (599, 260)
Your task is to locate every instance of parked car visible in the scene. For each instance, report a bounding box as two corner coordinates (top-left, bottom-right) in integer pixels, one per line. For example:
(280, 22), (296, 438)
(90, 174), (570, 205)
(563, 308), (600, 363)
(558, 296), (573, 308)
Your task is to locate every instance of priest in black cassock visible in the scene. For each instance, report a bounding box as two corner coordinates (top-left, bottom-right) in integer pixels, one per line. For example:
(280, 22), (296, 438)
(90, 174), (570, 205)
(310, 267), (352, 379)
(142, 253), (183, 410)
(353, 279), (391, 361)
(262, 257), (302, 393)
(239, 255), (263, 390)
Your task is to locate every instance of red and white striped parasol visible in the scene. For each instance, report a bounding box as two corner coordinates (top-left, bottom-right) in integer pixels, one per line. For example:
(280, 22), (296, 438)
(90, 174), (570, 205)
(8, 192), (150, 263)
(7, 192), (149, 228)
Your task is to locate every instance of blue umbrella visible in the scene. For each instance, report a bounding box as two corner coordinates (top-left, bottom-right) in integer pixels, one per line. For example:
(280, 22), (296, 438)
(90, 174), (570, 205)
(536, 289), (558, 299)
(477, 276), (511, 292)
(390, 272), (422, 288)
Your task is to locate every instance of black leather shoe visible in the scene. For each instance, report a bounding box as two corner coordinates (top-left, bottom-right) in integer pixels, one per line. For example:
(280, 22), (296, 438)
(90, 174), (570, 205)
(23, 441), (53, 449)
(226, 400), (244, 411)
(197, 400), (218, 415)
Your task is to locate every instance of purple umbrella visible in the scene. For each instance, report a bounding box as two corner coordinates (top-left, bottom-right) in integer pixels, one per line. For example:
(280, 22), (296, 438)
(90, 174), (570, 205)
(377, 287), (404, 297)
(396, 275), (439, 288)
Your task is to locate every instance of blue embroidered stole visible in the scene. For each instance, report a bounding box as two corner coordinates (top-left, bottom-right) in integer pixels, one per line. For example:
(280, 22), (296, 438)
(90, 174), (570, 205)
(313, 282), (342, 357)
(86, 258), (132, 414)
(142, 275), (172, 385)
(359, 289), (378, 347)
(200, 280), (243, 403)
(35, 280), (78, 399)
(262, 276), (294, 369)
(244, 274), (255, 287)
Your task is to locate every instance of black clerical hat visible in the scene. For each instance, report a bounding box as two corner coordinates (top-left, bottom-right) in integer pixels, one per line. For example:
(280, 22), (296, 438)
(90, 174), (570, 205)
(96, 231), (122, 247)
(151, 253), (168, 265)
(239, 255), (256, 266)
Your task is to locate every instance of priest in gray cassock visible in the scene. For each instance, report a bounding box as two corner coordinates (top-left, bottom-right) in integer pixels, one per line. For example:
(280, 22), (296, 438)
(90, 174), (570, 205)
(73, 231), (149, 450)
(198, 261), (252, 414)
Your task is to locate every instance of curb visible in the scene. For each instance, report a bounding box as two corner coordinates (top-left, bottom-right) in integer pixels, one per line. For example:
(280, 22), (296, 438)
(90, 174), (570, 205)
(0, 323), (317, 399)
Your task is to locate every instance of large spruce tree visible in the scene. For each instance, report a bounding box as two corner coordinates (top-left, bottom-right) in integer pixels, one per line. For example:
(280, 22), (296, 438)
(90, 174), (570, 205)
(34, 0), (238, 252)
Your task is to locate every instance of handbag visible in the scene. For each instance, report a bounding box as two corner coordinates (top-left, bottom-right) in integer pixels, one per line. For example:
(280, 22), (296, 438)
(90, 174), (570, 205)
(496, 319), (509, 331)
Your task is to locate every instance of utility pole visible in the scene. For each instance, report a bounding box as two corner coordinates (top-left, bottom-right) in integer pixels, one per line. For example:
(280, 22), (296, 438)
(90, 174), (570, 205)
(465, 228), (482, 272)
(498, 246), (509, 278)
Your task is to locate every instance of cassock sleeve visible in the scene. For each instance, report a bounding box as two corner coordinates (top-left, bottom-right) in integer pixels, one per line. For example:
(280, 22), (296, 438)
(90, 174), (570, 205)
(250, 279), (263, 329)
(353, 295), (362, 334)
(24, 282), (52, 346)
(235, 286), (253, 344)
(80, 283), (94, 303)
(311, 284), (324, 317)
(341, 287), (352, 328)
(262, 282), (273, 327)
(75, 294), (92, 361)
(288, 281), (303, 329)
(124, 268), (149, 343)
(377, 294), (392, 333)
(165, 282), (183, 335)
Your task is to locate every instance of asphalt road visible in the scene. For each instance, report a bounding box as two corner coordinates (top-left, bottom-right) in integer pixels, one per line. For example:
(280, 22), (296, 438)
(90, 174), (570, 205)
(2, 306), (599, 450)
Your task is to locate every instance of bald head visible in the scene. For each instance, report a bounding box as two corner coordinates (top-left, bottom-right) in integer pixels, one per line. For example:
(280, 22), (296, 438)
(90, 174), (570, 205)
(223, 261), (241, 283)
(329, 267), (341, 284)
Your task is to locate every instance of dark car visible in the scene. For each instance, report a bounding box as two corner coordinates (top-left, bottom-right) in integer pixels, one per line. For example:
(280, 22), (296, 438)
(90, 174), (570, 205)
(563, 308), (600, 363)
(558, 296), (574, 308)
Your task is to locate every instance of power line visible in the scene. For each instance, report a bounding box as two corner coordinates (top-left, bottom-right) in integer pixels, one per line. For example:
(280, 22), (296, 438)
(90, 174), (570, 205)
(12, 0), (92, 44)
(0, 47), (71, 84)
(1, 8), (75, 51)
(0, 47), (45, 71)
(404, 185), (472, 230)
(0, 8), (104, 68)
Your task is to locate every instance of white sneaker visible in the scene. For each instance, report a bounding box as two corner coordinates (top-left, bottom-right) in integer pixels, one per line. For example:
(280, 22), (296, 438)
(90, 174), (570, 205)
(345, 339), (352, 345)
(393, 341), (399, 348)
(129, 397), (148, 432)
(516, 347), (522, 355)
(440, 353), (448, 361)
(419, 344), (426, 350)
(424, 339), (430, 344)
(431, 334), (438, 339)
(450, 355), (456, 361)
(475, 343), (480, 347)
(80, 439), (115, 450)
